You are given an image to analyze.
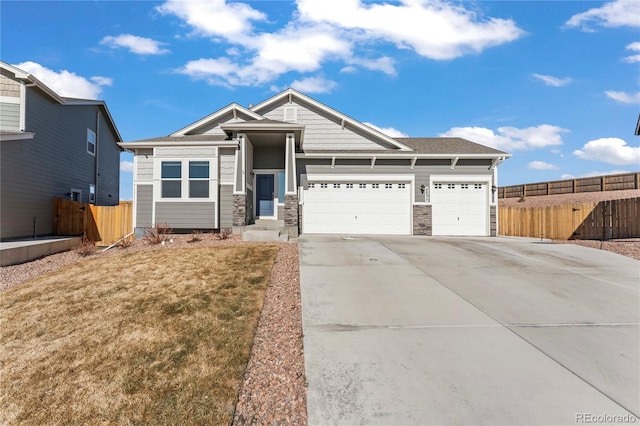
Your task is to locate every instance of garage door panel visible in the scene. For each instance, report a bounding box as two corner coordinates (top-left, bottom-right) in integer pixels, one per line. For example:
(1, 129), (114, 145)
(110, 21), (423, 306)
(431, 183), (488, 236)
(303, 181), (410, 235)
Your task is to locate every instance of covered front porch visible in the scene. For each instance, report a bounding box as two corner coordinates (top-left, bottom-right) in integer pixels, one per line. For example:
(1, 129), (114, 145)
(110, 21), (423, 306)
(221, 121), (303, 237)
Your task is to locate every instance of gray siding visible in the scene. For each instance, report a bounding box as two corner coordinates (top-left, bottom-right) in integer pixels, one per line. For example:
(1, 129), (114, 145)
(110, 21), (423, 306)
(219, 148), (235, 183)
(1, 86), (120, 239)
(253, 145), (284, 169)
(261, 99), (387, 150)
(297, 159), (494, 203)
(136, 185), (153, 228)
(155, 202), (216, 228)
(155, 146), (216, 158)
(0, 102), (20, 131)
(136, 149), (153, 181)
(246, 139), (253, 185)
(219, 184), (233, 229)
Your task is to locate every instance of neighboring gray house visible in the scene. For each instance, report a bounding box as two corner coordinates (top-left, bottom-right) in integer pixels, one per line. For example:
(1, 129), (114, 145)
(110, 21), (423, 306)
(0, 61), (122, 239)
(122, 88), (509, 237)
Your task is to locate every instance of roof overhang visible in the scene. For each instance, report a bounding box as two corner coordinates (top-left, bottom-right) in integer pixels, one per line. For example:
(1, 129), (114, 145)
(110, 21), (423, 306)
(64, 99), (123, 143)
(0, 131), (35, 142)
(220, 121), (305, 143)
(297, 152), (510, 160)
(118, 140), (239, 150)
(251, 88), (413, 151)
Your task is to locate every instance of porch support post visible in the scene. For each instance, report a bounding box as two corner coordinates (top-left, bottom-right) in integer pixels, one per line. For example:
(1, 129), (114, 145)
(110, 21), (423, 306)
(284, 133), (299, 235)
(232, 134), (247, 227)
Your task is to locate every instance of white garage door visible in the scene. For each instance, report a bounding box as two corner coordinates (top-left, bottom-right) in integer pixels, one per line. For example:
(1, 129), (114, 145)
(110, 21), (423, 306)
(431, 182), (488, 236)
(303, 181), (411, 234)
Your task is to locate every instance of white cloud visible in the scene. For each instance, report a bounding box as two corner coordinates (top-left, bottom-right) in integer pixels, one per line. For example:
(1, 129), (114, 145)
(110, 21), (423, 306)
(565, 0), (640, 31)
(296, 0), (524, 60)
(290, 76), (337, 94)
(440, 124), (568, 152)
(532, 73), (572, 87)
(560, 173), (575, 180)
(14, 61), (111, 99)
(573, 138), (640, 165)
(562, 170), (630, 180)
(605, 90), (640, 104)
(161, 0), (524, 88)
(120, 160), (134, 173)
(528, 161), (558, 170)
(101, 34), (170, 55)
(363, 122), (409, 138)
(156, 0), (266, 39)
(623, 42), (640, 63)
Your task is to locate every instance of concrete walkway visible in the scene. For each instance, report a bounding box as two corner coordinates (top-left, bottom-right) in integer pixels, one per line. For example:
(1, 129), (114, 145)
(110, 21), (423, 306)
(299, 235), (639, 425)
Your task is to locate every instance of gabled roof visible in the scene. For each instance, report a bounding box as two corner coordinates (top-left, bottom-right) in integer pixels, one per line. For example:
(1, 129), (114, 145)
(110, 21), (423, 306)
(251, 88), (413, 151)
(0, 61), (123, 143)
(117, 134), (238, 149)
(170, 103), (264, 136)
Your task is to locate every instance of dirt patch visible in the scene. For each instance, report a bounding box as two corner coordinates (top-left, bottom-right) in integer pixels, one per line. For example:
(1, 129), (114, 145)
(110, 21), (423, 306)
(499, 189), (640, 208)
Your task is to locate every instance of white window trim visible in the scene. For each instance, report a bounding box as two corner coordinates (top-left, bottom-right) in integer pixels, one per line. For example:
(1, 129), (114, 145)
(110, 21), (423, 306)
(304, 174), (415, 203)
(153, 158), (219, 203)
(87, 128), (96, 156)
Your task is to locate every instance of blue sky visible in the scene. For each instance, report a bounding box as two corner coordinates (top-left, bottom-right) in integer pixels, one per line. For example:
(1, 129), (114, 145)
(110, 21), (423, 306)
(2, 0), (639, 200)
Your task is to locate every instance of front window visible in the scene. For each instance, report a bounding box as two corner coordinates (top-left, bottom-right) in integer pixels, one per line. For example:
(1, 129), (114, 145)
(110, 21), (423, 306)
(87, 129), (96, 155)
(89, 184), (96, 204)
(189, 161), (209, 198)
(161, 161), (182, 198)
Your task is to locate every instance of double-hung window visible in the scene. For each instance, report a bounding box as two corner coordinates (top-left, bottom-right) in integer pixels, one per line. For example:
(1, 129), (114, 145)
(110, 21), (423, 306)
(87, 129), (96, 155)
(189, 161), (209, 198)
(161, 161), (182, 198)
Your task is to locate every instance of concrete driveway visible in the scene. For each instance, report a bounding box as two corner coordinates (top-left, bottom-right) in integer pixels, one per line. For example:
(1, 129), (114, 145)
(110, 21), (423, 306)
(299, 235), (639, 425)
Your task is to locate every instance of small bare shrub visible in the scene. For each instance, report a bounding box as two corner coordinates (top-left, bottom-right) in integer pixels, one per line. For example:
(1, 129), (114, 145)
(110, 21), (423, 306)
(215, 229), (232, 240)
(118, 235), (135, 248)
(187, 231), (202, 243)
(143, 223), (172, 245)
(518, 194), (526, 203)
(75, 234), (95, 257)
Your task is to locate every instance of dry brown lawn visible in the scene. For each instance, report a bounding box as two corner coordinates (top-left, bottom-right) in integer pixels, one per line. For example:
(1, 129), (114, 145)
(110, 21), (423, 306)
(0, 244), (279, 425)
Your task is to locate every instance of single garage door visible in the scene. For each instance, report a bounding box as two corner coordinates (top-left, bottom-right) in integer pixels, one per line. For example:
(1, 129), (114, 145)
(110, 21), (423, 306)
(431, 182), (488, 236)
(303, 181), (411, 234)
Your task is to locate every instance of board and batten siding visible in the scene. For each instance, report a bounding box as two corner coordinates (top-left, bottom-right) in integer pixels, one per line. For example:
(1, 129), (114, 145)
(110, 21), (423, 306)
(1, 86), (120, 239)
(298, 159), (494, 203)
(135, 185), (153, 228)
(260, 99), (387, 151)
(219, 185), (234, 229)
(156, 202), (216, 229)
(219, 148), (235, 183)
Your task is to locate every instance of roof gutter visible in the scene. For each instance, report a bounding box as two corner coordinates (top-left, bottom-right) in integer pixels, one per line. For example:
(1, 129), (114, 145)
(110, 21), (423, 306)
(117, 140), (240, 149)
(297, 152), (511, 159)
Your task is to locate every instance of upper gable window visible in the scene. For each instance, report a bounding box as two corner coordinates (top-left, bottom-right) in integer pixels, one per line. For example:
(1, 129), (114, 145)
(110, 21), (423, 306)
(87, 129), (96, 155)
(283, 107), (297, 123)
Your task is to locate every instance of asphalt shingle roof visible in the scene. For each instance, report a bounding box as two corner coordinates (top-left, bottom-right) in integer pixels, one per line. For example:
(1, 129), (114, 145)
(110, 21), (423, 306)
(395, 137), (508, 155)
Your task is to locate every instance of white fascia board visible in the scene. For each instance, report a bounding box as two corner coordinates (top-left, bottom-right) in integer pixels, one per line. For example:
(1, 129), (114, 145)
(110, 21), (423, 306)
(118, 141), (239, 149)
(251, 88), (413, 151)
(297, 152), (507, 159)
(170, 103), (264, 136)
(65, 99), (123, 143)
(1, 61), (30, 79)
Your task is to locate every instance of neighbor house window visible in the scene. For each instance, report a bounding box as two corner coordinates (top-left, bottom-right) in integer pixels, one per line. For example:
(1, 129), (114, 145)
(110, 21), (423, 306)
(161, 161), (182, 198)
(89, 184), (96, 204)
(189, 161), (209, 198)
(87, 129), (96, 155)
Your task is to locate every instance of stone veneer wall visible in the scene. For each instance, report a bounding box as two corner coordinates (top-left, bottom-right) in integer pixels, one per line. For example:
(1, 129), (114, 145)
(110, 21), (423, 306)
(233, 194), (247, 226)
(284, 194), (299, 228)
(413, 204), (432, 236)
(490, 205), (497, 237)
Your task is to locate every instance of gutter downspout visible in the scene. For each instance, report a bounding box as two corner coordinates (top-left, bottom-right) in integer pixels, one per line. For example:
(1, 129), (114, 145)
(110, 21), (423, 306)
(95, 111), (101, 204)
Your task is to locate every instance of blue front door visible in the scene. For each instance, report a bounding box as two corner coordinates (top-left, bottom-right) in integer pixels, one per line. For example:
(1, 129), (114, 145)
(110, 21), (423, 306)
(257, 174), (274, 217)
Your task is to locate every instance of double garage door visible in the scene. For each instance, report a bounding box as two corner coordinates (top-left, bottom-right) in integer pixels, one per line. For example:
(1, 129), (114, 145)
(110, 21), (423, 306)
(302, 178), (489, 236)
(303, 180), (411, 235)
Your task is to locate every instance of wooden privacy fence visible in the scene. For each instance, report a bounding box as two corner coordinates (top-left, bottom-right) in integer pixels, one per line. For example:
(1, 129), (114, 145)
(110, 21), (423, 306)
(53, 198), (133, 245)
(499, 197), (640, 240)
(499, 172), (639, 199)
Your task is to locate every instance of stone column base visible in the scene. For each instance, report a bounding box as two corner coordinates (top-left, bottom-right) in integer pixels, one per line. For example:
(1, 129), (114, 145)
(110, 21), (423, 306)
(233, 194), (247, 227)
(413, 204), (432, 236)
